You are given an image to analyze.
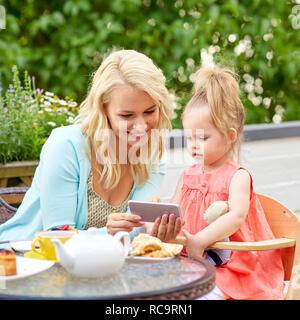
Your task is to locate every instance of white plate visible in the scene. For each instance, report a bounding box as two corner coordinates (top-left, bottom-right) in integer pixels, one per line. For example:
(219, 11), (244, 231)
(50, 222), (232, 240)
(10, 241), (32, 252)
(0, 257), (54, 281)
(126, 255), (175, 262)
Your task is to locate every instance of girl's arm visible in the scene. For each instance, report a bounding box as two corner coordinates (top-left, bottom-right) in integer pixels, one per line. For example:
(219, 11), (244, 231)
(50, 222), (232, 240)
(184, 169), (251, 258)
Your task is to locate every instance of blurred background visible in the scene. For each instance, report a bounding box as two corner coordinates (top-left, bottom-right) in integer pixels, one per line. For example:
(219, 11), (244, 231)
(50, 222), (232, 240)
(0, 1), (300, 211)
(1, 0), (300, 129)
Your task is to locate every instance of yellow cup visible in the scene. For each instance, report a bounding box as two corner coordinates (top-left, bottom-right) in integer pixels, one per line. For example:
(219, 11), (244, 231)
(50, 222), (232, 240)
(30, 231), (76, 261)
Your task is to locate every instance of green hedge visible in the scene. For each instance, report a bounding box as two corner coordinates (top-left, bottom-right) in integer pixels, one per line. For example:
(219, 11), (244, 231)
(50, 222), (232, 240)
(1, 0), (300, 128)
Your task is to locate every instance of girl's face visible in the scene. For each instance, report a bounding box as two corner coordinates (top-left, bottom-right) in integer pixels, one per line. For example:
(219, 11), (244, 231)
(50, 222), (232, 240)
(182, 105), (233, 171)
(105, 85), (159, 147)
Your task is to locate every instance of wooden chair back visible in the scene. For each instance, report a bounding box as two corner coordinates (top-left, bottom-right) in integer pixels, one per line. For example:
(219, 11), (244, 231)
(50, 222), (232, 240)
(256, 193), (298, 281)
(1, 193), (25, 207)
(0, 187), (28, 208)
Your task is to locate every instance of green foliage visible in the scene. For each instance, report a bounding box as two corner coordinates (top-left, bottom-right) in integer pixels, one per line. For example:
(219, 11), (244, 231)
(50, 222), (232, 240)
(0, 0), (300, 129)
(0, 66), (78, 164)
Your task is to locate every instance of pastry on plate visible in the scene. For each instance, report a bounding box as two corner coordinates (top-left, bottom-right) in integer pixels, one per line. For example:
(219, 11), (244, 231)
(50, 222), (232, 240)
(131, 233), (162, 256)
(0, 249), (17, 276)
(131, 234), (182, 258)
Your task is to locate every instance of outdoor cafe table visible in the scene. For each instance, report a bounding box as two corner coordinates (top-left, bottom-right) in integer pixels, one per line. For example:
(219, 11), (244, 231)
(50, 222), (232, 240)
(0, 254), (215, 300)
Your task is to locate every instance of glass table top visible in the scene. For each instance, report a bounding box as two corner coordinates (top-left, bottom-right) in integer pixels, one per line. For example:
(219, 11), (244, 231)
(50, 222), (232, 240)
(0, 255), (215, 299)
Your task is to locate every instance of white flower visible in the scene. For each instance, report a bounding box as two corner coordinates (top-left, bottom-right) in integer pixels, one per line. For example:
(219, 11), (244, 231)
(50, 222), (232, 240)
(272, 114), (282, 124)
(201, 48), (214, 68)
(234, 36), (252, 56)
(245, 48), (254, 58)
(45, 97), (57, 103)
(59, 100), (68, 106)
(68, 101), (78, 107)
(255, 78), (262, 86)
(263, 33), (273, 41)
(266, 51), (274, 60)
(275, 104), (284, 115)
(228, 34), (237, 43)
(148, 18), (156, 26)
(252, 96), (262, 106)
(47, 121), (56, 127)
(45, 91), (54, 96)
(243, 73), (254, 84)
(245, 83), (254, 93)
(255, 86), (263, 94)
(263, 97), (271, 108)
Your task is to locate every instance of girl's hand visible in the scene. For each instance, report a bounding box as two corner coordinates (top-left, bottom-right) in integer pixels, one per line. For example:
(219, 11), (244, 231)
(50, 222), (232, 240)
(147, 196), (161, 202)
(106, 213), (144, 235)
(150, 212), (183, 242)
(183, 230), (206, 259)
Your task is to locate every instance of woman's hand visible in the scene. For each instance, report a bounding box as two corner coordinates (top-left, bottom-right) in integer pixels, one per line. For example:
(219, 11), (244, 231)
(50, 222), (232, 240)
(149, 212), (183, 242)
(106, 213), (144, 235)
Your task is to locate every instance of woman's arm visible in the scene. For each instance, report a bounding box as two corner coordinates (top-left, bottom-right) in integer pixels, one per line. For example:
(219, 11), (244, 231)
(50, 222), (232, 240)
(184, 169), (251, 258)
(39, 129), (80, 230)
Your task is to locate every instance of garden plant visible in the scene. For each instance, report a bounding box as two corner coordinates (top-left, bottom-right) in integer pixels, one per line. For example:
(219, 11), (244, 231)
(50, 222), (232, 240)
(0, 66), (78, 164)
(0, 0), (300, 164)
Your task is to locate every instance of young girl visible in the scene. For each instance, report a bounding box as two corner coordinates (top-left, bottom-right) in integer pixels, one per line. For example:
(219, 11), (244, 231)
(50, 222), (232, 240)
(152, 65), (285, 300)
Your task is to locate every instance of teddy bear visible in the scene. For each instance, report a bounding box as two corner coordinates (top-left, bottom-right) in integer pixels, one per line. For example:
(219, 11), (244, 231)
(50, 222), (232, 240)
(203, 201), (229, 224)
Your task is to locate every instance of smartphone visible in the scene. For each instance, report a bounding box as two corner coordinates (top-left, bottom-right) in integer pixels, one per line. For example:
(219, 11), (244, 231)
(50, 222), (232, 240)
(128, 200), (182, 222)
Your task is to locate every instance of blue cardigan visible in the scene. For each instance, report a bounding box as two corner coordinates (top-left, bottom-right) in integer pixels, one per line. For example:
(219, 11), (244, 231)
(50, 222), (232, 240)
(0, 124), (167, 241)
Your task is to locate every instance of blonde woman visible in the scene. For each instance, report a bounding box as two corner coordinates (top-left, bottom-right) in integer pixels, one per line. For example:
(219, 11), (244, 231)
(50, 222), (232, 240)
(0, 49), (182, 241)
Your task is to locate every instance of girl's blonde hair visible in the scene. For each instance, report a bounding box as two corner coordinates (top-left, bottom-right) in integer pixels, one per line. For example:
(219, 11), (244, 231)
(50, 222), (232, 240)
(75, 49), (174, 189)
(182, 64), (245, 163)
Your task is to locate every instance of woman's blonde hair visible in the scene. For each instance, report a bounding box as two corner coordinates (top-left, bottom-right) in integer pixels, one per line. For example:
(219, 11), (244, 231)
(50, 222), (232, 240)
(75, 49), (174, 189)
(182, 64), (245, 163)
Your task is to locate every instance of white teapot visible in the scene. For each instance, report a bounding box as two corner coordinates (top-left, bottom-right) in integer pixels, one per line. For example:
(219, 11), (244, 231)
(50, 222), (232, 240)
(51, 227), (130, 278)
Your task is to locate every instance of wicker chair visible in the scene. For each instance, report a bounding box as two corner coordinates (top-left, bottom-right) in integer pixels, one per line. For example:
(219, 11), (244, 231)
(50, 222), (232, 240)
(0, 187), (28, 224)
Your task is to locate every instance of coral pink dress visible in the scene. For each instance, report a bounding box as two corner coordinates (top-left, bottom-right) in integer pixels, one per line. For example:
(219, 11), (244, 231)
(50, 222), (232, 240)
(179, 161), (285, 300)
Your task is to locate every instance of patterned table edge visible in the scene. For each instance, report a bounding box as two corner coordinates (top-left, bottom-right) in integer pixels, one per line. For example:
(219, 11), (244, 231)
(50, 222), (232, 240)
(130, 277), (215, 300)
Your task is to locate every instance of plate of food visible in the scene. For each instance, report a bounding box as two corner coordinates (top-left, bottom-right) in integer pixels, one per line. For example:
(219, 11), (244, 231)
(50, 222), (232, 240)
(0, 249), (54, 281)
(10, 240), (32, 252)
(126, 234), (183, 262)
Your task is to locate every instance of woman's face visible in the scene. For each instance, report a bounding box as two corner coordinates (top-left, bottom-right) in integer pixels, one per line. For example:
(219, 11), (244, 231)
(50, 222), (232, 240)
(104, 85), (159, 147)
